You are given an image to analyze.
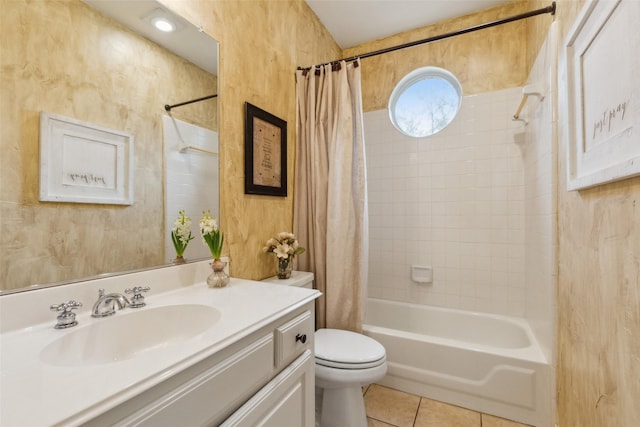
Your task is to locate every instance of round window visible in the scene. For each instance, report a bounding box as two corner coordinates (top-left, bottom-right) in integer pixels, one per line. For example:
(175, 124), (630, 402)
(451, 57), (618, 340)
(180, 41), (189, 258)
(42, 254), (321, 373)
(388, 66), (463, 138)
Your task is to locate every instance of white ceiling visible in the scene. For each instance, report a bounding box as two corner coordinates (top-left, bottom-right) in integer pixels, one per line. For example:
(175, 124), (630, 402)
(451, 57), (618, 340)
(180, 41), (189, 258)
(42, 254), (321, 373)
(82, 0), (514, 75)
(305, 0), (513, 48)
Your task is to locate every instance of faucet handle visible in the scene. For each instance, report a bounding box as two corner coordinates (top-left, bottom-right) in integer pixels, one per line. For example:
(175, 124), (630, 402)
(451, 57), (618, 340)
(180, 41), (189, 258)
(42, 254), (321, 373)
(125, 286), (150, 308)
(50, 300), (82, 329)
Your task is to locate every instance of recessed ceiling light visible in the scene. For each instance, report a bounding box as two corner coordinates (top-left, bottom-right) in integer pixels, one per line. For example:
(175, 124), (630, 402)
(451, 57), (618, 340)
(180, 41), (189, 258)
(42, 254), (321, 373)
(152, 17), (175, 32)
(142, 8), (184, 34)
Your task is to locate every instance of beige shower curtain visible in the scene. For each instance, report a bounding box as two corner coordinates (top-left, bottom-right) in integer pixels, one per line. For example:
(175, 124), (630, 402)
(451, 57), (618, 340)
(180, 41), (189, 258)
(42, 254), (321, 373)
(294, 60), (368, 333)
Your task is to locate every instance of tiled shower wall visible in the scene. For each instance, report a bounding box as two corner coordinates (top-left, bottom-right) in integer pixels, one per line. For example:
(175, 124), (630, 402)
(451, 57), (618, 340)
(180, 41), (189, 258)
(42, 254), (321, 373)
(520, 21), (558, 423)
(365, 87), (527, 317)
(522, 21), (558, 366)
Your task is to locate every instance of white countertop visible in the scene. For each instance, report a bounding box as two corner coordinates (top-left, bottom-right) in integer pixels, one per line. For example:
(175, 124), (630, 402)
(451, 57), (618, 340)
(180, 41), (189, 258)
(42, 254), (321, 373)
(0, 263), (319, 426)
(261, 270), (314, 287)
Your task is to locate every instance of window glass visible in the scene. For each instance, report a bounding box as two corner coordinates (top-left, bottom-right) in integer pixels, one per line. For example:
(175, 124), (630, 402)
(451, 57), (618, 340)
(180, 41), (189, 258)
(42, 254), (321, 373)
(388, 67), (462, 137)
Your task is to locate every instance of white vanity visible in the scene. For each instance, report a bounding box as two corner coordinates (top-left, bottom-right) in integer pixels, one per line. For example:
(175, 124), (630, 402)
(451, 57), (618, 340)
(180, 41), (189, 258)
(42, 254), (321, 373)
(0, 261), (320, 426)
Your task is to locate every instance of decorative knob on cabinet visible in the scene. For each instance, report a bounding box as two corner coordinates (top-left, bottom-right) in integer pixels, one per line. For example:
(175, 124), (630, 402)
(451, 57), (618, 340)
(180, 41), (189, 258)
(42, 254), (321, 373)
(295, 333), (307, 344)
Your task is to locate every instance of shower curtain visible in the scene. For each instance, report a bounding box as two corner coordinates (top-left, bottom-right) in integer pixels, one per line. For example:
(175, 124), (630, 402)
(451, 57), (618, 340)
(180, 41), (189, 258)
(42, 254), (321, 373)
(294, 60), (368, 332)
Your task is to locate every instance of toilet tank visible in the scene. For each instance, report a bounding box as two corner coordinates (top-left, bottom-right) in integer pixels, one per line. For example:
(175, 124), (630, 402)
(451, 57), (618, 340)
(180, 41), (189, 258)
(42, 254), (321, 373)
(262, 271), (314, 289)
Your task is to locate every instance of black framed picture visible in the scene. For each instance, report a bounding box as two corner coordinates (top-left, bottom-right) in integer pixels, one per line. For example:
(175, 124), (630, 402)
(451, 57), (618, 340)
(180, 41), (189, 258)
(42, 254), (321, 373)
(244, 102), (287, 196)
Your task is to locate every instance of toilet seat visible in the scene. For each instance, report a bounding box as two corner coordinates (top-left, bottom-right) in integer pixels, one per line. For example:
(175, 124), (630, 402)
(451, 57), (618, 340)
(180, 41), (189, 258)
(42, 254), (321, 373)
(315, 329), (386, 369)
(315, 356), (386, 369)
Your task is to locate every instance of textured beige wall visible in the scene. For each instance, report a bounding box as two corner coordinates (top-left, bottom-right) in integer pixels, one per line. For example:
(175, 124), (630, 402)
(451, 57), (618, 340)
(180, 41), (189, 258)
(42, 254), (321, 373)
(527, 1), (640, 425)
(0, 0), (216, 291)
(159, 0), (341, 280)
(343, 0), (534, 111)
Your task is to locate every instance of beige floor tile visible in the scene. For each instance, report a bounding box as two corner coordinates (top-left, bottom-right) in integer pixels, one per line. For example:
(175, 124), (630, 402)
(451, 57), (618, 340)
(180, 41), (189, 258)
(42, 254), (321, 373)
(367, 417), (397, 427)
(364, 384), (420, 427)
(414, 397), (481, 427)
(481, 413), (532, 427)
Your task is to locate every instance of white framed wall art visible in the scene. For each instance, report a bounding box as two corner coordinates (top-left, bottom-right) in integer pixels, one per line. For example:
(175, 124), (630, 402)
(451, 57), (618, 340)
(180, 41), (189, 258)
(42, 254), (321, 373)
(39, 112), (134, 205)
(564, 0), (640, 190)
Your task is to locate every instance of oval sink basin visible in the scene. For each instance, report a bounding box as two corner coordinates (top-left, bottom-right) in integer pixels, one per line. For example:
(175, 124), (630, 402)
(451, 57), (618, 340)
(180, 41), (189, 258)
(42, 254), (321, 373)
(40, 304), (220, 367)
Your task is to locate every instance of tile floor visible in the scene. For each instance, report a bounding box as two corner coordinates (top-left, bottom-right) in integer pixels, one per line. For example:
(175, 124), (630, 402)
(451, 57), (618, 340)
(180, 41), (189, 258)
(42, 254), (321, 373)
(364, 384), (532, 427)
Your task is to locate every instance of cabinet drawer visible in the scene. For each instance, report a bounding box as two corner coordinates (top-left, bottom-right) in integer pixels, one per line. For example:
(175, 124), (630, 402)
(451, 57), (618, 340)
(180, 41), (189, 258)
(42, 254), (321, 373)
(117, 334), (274, 426)
(275, 311), (313, 368)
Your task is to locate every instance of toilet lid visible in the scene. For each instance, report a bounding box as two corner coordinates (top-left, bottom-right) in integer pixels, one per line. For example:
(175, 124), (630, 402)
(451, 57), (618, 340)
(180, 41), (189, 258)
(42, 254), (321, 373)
(315, 329), (386, 369)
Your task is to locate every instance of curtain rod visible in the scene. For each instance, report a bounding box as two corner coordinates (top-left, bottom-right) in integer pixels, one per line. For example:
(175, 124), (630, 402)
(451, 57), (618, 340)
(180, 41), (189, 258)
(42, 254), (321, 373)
(164, 94), (218, 112)
(298, 1), (556, 70)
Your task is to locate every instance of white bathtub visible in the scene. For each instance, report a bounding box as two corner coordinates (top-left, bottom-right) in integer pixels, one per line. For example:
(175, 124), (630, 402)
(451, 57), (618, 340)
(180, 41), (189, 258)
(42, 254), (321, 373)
(363, 298), (552, 427)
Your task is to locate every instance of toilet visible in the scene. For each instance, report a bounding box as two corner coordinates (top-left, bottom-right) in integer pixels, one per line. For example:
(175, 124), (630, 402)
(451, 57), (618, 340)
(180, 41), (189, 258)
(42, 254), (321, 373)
(262, 271), (387, 427)
(314, 328), (387, 427)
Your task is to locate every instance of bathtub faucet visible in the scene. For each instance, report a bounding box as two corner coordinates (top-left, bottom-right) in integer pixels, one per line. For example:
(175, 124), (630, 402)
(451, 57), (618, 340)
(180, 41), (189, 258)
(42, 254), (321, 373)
(91, 288), (130, 317)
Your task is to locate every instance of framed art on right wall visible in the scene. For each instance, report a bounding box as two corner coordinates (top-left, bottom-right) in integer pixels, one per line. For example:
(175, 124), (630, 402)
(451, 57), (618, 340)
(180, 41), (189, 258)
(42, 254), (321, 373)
(244, 102), (287, 197)
(564, 0), (640, 190)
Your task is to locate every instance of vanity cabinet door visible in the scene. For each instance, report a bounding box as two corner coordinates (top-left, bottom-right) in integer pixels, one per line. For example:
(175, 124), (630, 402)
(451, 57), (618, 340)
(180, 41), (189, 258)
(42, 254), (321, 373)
(221, 349), (314, 427)
(112, 334), (274, 427)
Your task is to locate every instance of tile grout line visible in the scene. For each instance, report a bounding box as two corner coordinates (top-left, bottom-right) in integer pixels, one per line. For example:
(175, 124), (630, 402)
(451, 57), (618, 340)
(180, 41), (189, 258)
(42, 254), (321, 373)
(369, 415), (400, 427)
(411, 397), (421, 426)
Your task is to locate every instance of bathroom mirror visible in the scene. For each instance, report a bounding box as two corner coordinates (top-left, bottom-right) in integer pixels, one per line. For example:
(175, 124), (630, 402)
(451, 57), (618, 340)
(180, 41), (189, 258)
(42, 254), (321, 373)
(0, 0), (219, 293)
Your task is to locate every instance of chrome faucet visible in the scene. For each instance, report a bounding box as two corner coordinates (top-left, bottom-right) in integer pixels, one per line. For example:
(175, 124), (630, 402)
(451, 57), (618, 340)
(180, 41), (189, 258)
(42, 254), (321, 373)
(50, 300), (82, 329)
(91, 288), (130, 317)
